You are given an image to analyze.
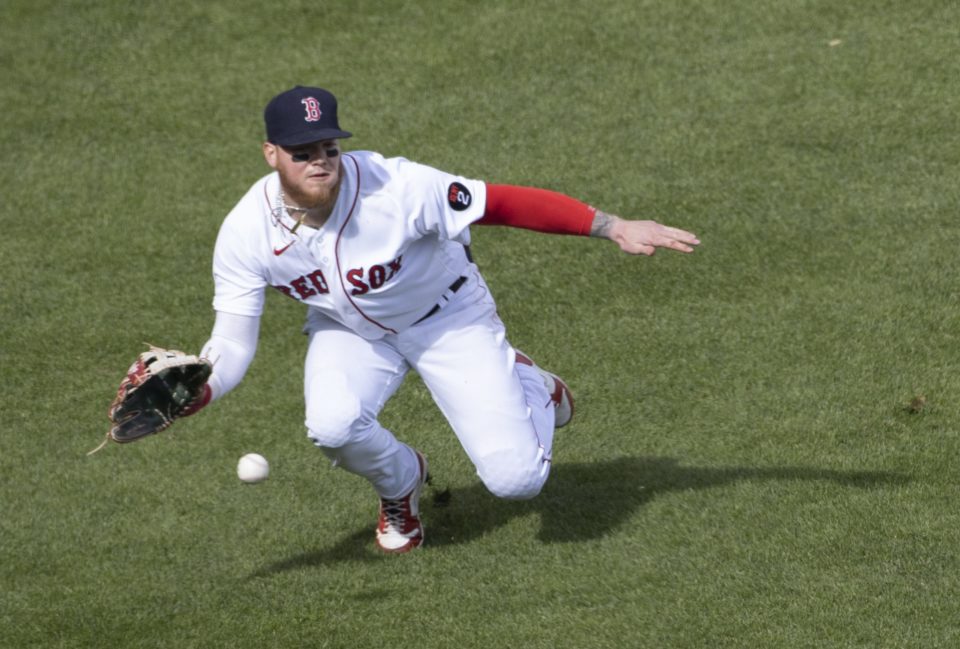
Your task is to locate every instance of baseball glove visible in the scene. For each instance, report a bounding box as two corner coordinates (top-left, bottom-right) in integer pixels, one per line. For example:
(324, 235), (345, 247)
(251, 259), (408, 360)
(89, 346), (212, 455)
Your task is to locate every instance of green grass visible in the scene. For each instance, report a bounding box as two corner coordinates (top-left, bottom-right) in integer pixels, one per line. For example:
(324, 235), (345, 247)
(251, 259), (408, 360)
(3, 0), (960, 647)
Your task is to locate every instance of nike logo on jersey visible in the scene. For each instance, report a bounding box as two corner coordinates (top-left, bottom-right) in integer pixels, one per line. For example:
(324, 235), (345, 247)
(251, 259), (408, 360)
(273, 241), (295, 256)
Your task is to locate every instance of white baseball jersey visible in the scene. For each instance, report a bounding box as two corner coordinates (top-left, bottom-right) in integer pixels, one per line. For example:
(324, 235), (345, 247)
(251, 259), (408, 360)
(211, 151), (488, 339)
(205, 150), (555, 505)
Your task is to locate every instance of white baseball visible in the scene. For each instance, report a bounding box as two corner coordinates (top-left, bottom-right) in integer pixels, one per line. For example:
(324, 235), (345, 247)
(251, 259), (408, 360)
(237, 453), (270, 483)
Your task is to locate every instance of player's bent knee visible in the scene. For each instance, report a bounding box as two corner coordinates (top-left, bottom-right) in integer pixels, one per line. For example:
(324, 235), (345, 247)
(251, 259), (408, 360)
(306, 410), (359, 448)
(476, 449), (549, 500)
(304, 373), (362, 448)
(483, 472), (546, 500)
(306, 424), (350, 448)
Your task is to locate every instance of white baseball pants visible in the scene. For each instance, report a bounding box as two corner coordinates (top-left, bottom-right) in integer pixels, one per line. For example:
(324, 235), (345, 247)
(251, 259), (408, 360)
(303, 269), (556, 500)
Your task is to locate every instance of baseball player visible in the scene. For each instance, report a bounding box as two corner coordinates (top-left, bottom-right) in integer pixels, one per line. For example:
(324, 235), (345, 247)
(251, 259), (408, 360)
(187, 86), (699, 553)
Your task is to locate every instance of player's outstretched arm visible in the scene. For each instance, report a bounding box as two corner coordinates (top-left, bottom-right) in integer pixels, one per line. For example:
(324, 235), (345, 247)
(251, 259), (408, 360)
(590, 210), (700, 256)
(480, 185), (699, 255)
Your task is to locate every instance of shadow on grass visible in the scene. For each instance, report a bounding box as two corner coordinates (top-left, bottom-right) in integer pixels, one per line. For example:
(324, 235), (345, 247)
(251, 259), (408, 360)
(250, 456), (906, 576)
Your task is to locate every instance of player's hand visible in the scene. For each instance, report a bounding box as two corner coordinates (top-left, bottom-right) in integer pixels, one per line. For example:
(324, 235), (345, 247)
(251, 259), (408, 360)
(605, 216), (700, 256)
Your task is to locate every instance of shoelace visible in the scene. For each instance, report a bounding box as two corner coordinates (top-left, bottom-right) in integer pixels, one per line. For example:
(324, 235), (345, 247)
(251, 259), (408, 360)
(380, 499), (410, 532)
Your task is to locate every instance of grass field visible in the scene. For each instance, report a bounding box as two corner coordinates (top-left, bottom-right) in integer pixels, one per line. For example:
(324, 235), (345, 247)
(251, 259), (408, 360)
(2, 1), (960, 647)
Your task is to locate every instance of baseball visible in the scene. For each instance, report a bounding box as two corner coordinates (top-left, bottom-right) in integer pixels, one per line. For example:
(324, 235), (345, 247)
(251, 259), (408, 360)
(237, 453), (270, 483)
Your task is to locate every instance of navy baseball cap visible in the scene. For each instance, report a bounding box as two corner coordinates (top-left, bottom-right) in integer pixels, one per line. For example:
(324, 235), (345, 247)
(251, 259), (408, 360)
(264, 86), (353, 146)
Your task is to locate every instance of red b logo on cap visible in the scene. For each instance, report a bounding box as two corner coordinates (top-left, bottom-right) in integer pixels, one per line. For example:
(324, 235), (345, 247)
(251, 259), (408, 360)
(301, 97), (322, 122)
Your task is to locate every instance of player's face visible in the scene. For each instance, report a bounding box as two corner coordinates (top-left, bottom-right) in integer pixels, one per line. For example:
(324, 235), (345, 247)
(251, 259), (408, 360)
(263, 139), (342, 208)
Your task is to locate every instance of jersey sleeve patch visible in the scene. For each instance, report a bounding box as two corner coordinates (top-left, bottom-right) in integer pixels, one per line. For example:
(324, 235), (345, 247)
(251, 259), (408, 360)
(447, 182), (473, 211)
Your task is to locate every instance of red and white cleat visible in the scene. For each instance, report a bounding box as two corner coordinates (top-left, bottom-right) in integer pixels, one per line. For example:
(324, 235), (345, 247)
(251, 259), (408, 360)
(375, 450), (428, 553)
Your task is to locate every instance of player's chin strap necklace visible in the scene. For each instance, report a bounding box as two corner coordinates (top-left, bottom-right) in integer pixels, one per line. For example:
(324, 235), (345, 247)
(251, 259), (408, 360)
(277, 189), (308, 234)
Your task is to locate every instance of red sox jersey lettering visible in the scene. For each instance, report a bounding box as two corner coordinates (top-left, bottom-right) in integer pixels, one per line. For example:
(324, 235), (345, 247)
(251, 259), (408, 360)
(347, 256), (403, 295)
(274, 269), (332, 300)
(274, 257), (402, 302)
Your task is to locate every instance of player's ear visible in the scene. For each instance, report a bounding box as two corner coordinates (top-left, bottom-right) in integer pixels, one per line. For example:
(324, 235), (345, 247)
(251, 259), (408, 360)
(263, 141), (278, 169)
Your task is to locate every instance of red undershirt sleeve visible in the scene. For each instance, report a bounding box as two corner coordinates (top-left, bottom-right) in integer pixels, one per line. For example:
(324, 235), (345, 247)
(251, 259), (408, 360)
(477, 184), (596, 236)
